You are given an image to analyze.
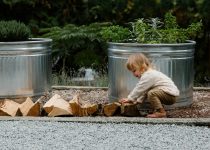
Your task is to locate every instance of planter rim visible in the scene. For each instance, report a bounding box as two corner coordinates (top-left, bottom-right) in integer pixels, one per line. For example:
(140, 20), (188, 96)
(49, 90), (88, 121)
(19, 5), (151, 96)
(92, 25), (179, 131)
(0, 38), (52, 44)
(0, 38), (52, 54)
(108, 40), (196, 47)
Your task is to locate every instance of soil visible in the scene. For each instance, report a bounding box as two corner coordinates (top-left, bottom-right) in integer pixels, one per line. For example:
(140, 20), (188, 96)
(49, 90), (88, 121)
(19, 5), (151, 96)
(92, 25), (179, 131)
(52, 89), (210, 118)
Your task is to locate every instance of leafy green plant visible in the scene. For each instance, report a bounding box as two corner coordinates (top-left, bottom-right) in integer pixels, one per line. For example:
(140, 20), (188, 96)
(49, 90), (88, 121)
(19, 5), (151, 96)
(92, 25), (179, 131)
(100, 12), (202, 44)
(100, 25), (130, 42)
(40, 23), (108, 73)
(0, 20), (31, 41)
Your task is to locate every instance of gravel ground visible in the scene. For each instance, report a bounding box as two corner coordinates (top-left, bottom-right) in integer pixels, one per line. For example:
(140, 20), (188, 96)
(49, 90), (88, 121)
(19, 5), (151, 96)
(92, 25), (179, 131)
(1, 89), (210, 149)
(52, 88), (108, 104)
(0, 121), (210, 150)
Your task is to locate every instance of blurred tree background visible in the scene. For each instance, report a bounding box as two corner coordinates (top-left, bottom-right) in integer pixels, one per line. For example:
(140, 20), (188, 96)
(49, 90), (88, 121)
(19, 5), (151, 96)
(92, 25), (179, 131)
(0, 0), (209, 85)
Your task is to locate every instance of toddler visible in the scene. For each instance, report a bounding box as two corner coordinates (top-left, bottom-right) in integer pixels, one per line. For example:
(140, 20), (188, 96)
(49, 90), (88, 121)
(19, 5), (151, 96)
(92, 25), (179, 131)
(119, 53), (180, 118)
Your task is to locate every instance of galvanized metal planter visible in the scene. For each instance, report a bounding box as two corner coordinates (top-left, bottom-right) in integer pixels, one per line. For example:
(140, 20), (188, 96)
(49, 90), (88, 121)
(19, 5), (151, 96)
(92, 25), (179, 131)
(0, 38), (52, 98)
(108, 40), (196, 108)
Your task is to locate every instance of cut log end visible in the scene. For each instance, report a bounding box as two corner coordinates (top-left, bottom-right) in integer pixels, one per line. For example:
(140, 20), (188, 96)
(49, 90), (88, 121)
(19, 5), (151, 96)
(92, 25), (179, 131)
(69, 95), (98, 116)
(121, 103), (140, 117)
(103, 102), (121, 116)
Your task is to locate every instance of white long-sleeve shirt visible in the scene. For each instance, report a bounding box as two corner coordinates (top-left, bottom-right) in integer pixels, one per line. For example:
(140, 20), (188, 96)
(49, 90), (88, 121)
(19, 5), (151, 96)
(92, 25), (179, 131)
(127, 69), (180, 102)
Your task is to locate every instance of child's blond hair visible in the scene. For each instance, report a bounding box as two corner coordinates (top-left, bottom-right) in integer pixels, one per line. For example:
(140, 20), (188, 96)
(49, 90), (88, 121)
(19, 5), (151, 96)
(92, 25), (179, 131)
(126, 53), (152, 71)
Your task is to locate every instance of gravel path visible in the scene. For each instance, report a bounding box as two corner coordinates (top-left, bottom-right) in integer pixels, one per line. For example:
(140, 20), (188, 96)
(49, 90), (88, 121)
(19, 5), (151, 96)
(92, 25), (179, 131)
(0, 121), (210, 150)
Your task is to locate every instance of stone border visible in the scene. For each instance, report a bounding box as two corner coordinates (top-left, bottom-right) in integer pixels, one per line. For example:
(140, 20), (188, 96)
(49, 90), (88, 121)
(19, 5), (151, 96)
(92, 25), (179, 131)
(193, 87), (210, 91)
(52, 85), (108, 91)
(0, 117), (210, 126)
(52, 86), (210, 91)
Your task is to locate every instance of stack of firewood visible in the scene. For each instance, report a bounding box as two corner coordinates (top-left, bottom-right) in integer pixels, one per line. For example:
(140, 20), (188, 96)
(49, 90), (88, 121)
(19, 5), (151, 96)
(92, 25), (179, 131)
(0, 97), (41, 117)
(0, 94), (146, 117)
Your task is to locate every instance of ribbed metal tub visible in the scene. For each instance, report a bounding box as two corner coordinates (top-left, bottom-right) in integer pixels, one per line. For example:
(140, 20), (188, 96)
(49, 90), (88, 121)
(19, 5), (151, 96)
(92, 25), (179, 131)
(108, 41), (195, 108)
(0, 38), (52, 98)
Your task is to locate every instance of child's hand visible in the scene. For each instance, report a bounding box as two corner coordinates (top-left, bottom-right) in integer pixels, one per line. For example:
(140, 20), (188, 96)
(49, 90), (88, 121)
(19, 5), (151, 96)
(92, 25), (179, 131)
(119, 98), (135, 104)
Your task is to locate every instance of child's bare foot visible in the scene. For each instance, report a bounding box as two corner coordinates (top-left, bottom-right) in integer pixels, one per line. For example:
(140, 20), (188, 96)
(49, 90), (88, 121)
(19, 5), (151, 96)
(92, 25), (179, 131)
(146, 112), (166, 118)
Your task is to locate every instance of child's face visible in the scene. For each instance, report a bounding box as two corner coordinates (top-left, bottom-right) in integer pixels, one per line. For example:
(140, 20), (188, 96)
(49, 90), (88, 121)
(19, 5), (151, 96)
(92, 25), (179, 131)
(131, 68), (142, 78)
(130, 65), (146, 78)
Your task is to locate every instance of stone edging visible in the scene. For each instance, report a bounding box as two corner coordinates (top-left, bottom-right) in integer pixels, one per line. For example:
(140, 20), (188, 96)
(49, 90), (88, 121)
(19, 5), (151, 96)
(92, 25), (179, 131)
(0, 117), (210, 126)
(193, 87), (210, 91)
(52, 85), (108, 90)
(52, 86), (210, 91)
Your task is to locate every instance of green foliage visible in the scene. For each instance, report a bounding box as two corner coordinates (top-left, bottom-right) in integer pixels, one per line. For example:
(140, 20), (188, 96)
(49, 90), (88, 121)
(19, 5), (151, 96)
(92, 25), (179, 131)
(164, 12), (178, 29)
(186, 22), (203, 39)
(134, 18), (164, 43)
(0, 0), (208, 86)
(0, 20), (31, 41)
(40, 23), (107, 72)
(3, 0), (36, 6)
(101, 12), (202, 44)
(100, 25), (131, 42)
(73, 49), (101, 67)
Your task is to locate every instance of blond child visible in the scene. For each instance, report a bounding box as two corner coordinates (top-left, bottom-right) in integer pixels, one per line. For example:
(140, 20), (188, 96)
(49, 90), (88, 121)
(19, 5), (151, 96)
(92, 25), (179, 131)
(119, 53), (180, 118)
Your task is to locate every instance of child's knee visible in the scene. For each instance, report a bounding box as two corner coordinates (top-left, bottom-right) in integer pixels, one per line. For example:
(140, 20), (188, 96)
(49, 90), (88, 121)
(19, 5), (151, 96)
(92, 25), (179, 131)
(147, 88), (161, 99)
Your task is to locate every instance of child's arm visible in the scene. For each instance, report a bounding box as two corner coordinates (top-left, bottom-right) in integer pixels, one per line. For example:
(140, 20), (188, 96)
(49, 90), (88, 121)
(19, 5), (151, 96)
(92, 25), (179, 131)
(128, 72), (154, 102)
(119, 98), (138, 104)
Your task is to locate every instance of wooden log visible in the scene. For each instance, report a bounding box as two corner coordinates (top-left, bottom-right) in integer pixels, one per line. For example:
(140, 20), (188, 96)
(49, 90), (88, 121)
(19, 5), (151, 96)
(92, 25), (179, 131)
(43, 94), (72, 117)
(0, 99), (21, 117)
(120, 103), (140, 117)
(27, 100), (40, 116)
(27, 96), (46, 116)
(19, 97), (41, 117)
(69, 95), (80, 116)
(19, 97), (41, 116)
(85, 104), (98, 116)
(69, 95), (98, 116)
(103, 102), (121, 116)
(19, 97), (34, 116)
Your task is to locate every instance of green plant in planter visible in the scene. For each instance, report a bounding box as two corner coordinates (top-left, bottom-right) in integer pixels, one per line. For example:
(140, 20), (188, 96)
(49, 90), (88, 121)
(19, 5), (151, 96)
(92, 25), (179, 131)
(100, 12), (202, 43)
(103, 12), (203, 107)
(100, 25), (130, 42)
(0, 20), (31, 42)
(0, 20), (52, 98)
